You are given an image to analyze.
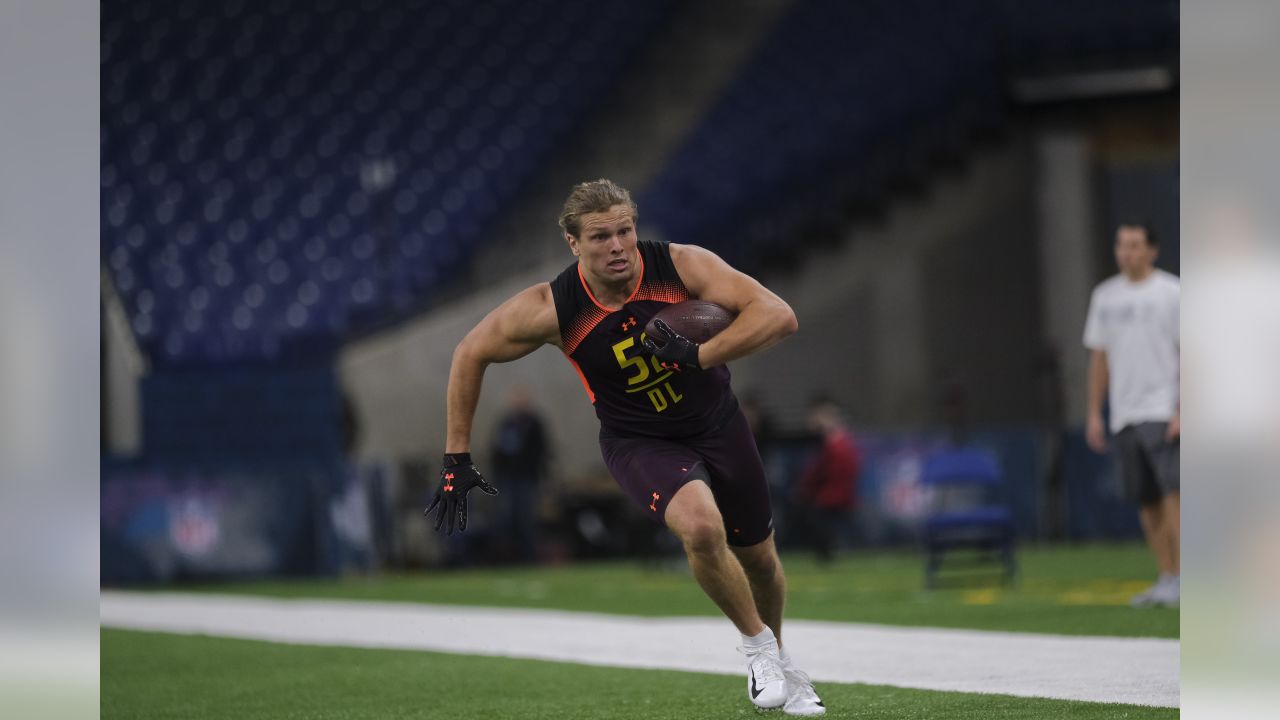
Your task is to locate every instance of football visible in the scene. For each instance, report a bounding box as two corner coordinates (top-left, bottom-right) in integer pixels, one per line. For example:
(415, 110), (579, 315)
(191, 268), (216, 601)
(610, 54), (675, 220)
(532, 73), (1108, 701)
(645, 300), (736, 344)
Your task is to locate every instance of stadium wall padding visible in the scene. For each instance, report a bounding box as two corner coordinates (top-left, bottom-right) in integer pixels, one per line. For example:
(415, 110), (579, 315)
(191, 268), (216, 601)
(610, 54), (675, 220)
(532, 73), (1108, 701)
(100, 459), (382, 583)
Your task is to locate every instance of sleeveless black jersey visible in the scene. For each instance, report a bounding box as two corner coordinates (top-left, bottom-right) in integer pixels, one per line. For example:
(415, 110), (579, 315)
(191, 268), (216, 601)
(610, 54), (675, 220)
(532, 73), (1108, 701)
(550, 241), (737, 440)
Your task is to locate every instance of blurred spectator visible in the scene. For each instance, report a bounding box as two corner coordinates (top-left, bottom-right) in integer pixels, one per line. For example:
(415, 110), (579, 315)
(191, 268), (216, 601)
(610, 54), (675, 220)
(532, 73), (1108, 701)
(490, 386), (550, 563)
(1084, 221), (1180, 607)
(936, 367), (971, 445)
(741, 390), (779, 453)
(793, 395), (861, 564)
(341, 391), (360, 457)
(742, 390), (790, 539)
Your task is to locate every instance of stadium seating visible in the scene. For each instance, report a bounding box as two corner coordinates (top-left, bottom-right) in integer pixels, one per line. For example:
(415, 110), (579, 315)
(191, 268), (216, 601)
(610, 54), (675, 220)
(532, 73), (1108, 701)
(1002, 0), (1178, 73)
(101, 0), (1175, 366)
(102, 0), (673, 365)
(640, 0), (1006, 268)
(640, 0), (1176, 270)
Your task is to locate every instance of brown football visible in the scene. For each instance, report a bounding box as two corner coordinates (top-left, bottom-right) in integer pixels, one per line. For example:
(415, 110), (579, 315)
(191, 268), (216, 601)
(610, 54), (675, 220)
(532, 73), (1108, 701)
(645, 300), (736, 344)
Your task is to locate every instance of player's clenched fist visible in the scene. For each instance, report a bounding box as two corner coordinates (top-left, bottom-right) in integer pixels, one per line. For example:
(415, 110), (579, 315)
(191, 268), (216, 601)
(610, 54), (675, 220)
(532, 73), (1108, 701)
(424, 453), (499, 535)
(643, 319), (702, 371)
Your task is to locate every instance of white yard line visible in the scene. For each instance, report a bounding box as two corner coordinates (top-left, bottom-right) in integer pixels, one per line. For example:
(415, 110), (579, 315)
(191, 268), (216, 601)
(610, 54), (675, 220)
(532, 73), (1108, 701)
(101, 591), (1179, 708)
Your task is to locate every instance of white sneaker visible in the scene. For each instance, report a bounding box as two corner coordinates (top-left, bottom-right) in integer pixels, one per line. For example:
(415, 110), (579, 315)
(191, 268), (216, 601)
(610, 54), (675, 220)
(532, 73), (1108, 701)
(782, 664), (826, 716)
(1151, 575), (1179, 607)
(1131, 575), (1179, 608)
(1129, 583), (1159, 607)
(1129, 577), (1164, 607)
(740, 642), (787, 709)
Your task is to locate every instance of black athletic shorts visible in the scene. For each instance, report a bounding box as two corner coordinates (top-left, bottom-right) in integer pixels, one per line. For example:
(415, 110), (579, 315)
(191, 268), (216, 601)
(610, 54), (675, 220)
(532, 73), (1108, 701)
(599, 409), (774, 547)
(1115, 421), (1180, 506)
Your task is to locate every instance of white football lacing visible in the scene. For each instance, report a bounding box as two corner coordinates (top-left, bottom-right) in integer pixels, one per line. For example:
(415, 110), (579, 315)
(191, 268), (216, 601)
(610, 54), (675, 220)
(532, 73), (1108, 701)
(784, 665), (822, 705)
(738, 645), (785, 686)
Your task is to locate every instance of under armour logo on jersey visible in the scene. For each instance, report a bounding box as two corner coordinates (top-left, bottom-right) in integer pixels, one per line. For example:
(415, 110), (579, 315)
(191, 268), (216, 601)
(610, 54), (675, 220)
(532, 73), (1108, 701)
(650, 491), (661, 512)
(621, 316), (637, 331)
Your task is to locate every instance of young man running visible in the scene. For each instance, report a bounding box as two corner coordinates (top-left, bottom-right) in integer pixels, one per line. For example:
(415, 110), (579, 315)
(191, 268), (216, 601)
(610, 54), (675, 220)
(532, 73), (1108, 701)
(426, 179), (823, 714)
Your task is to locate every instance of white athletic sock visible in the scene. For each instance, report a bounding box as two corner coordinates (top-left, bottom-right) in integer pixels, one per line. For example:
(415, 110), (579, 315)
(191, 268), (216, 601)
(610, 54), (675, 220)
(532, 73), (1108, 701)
(741, 626), (777, 650)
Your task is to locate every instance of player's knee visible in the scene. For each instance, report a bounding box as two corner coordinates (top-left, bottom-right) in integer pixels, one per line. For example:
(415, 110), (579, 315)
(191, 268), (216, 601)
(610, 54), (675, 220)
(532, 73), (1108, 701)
(740, 548), (778, 578)
(678, 519), (726, 556)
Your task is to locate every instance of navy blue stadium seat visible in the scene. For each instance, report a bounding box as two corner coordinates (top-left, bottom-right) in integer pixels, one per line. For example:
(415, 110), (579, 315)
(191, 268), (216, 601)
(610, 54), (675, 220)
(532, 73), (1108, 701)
(919, 446), (1016, 589)
(1002, 0), (1177, 73)
(102, 0), (674, 366)
(640, 0), (1175, 273)
(103, 0), (1174, 365)
(640, 0), (1006, 269)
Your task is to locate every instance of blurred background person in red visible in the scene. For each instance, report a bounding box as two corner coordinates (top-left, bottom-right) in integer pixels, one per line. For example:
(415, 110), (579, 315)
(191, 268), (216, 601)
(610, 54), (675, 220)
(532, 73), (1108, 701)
(793, 395), (861, 565)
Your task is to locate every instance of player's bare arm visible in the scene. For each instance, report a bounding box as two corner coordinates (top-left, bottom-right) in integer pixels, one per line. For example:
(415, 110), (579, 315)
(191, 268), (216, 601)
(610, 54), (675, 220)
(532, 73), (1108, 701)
(1086, 348), (1109, 452)
(427, 283), (559, 534)
(669, 243), (798, 368)
(445, 283), (560, 453)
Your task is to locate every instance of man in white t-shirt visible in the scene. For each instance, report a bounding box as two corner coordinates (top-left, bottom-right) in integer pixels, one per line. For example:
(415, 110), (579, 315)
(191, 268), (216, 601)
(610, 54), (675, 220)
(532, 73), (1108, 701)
(1083, 222), (1180, 607)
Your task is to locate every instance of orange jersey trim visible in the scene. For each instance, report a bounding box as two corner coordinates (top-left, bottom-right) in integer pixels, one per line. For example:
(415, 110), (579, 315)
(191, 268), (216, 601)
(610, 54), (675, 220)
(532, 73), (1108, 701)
(565, 354), (596, 403)
(560, 251), (689, 355)
(576, 253), (646, 312)
(630, 280), (690, 305)
(562, 305), (612, 356)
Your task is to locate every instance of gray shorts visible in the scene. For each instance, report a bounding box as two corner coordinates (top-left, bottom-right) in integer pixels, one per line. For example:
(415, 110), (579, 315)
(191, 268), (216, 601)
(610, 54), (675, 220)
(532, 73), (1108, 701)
(1115, 422), (1180, 506)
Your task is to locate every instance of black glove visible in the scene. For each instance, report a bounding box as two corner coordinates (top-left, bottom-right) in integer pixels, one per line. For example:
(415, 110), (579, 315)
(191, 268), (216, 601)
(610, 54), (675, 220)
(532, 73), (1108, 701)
(424, 453), (498, 535)
(643, 318), (701, 371)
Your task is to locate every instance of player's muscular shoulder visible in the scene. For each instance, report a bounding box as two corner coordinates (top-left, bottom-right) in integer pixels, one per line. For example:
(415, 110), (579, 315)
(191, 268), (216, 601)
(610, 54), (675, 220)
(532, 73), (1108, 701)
(669, 243), (752, 311)
(528, 283), (562, 348)
(462, 283), (560, 364)
(668, 243), (711, 292)
(499, 282), (561, 348)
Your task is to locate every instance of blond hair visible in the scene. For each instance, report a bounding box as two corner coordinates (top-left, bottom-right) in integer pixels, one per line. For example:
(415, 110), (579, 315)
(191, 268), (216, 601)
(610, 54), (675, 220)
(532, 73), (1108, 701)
(557, 179), (638, 238)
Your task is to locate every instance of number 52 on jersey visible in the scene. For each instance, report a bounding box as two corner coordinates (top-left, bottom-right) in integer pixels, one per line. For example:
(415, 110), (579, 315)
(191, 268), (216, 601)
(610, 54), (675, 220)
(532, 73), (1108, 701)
(612, 335), (683, 412)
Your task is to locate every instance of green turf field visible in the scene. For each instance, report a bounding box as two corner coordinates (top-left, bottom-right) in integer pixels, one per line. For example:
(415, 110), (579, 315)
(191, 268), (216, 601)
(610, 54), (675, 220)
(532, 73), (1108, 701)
(172, 543), (1177, 638)
(101, 629), (1177, 719)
